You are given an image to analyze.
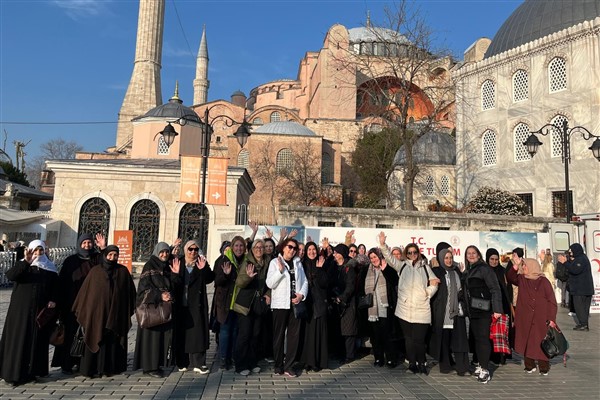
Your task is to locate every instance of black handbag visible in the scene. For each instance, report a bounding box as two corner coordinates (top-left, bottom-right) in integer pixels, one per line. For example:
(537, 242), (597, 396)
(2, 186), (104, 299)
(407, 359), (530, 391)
(135, 301), (172, 329)
(470, 296), (491, 311)
(293, 301), (308, 319)
(357, 293), (373, 309)
(541, 323), (569, 359)
(70, 325), (85, 358)
(252, 292), (270, 316)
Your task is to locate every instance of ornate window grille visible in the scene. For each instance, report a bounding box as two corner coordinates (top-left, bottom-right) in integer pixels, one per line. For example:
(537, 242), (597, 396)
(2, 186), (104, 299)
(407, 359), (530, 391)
(514, 123), (531, 162)
(270, 111), (281, 122)
(512, 69), (529, 102)
(129, 200), (160, 262)
(321, 153), (332, 184)
(424, 175), (435, 196)
(78, 197), (110, 238)
(549, 57), (567, 93)
(550, 115), (568, 158)
(276, 148), (293, 174)
(482, 129), (497, 166)
(157, 136), (169, 155)
(552, 190), (573, 218)
(440, 176), (450, 196)
(481, 80), (495, 110)
(516, 193), (533, 215)
(236, 204), (248, 225)
(253, 117), (263, 125)
(178, 203), (208, 252)
(237, 149), (249, 169)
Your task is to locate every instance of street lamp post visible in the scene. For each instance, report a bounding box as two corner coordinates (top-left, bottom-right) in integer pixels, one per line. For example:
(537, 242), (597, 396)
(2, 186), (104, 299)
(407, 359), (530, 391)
(158, 105), (251, 249)
(524, 120), (600, 222)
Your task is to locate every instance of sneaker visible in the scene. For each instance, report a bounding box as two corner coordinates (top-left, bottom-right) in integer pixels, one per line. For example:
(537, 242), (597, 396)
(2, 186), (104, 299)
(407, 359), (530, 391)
(284, 371), (297, 378)
(473, 364), (482, 377)
(264, 357), (275, 364)
(178, 367), (188, 372)
(194, 366), (209, 375)
(575, 325), (589, 331)
(406, 363), (418, 374)
(239, 369), (250, 376)
(251, 366), (261, 374)
(524, 367), (537, 374)
(539, 371), (549, 376)
(477, 369), (490, 383)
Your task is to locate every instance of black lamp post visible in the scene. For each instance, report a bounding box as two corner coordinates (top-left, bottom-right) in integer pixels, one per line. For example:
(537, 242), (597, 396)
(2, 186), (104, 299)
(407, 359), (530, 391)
(524, 120), (600, 222)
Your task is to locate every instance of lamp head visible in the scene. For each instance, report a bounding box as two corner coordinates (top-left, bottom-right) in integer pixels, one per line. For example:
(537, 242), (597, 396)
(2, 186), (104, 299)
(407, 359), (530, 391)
(589, 138), (600, 161)
(159, 123), (179, 148)
(234, 121), (251, 148)
(523, 133), (543, 157)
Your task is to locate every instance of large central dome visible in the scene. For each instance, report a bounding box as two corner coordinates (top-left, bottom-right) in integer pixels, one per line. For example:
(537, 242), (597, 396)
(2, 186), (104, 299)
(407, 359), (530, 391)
(485, 0), (600, 58)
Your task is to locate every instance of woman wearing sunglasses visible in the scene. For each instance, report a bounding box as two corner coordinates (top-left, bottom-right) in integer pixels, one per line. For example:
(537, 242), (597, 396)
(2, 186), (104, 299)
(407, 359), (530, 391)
(266, 238), (308, 378)
(377, 232), (439, 375)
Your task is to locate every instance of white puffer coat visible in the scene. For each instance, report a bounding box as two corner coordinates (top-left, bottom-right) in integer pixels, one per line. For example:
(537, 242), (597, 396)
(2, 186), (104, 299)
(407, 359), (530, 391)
(380, 246), (438, 324)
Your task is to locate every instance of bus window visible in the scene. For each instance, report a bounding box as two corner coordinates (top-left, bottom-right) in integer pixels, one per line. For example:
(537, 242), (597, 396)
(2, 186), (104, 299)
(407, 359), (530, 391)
(553, 231), (571, 252)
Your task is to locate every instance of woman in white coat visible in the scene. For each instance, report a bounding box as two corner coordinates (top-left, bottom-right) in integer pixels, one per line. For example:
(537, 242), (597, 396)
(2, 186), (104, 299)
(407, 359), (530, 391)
(378, 232), (439, 374)
(266, 238), (308, 378)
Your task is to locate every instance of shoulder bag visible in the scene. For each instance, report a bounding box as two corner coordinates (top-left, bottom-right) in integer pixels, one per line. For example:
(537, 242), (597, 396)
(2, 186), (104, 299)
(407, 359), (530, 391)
(541, 322), (569, 359)
(135, 292), (173, 329)
(70, 325), (85, 357)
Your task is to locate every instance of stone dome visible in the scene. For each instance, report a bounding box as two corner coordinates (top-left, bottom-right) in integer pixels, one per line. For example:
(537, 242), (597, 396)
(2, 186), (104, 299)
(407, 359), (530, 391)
(348, 26), (410, 44)
(136, 96), (201, 123)
(485, 0), (600, 58)
(393, 130), (455, 166)
(253, 121), (317, 136)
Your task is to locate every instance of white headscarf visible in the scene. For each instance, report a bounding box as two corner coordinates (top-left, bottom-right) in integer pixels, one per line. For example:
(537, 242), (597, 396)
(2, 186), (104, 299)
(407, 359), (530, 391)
(28, 240), (57, 274)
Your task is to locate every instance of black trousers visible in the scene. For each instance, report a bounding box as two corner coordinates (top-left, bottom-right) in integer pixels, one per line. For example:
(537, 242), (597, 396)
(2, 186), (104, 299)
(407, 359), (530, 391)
(234, 313), (261, 372)
(370, 318), (396, 363)
(572, 295), (592, 326)
(470, 315), (492, 370)
(439, 328), (469, 374)
(399, 319), (429, 364)
(272, 308), (302, 373)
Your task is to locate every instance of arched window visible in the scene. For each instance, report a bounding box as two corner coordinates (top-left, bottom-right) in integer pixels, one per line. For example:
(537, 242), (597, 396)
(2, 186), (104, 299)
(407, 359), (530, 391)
(129, 199), (160, 262)
(481, 80), (495, 110)
(549, 57), (567, 93)
(424, 175), (435, 196)
(78, 197), (110, 238)
(178, 203), (208, 252)
(514, 123), (532, 162)
(276, 148), (293, 174)
(321, 153), (332, 184)
(157, 136), (170, 155)
(440, 176), (450, 196)
(512, 69), (528, 102)
(236, 204), (248, 225)
(550, 115), (568, 158)
(237, 149), (249, 169)
(253, 117), (263, 125)
(482, 129), (497, 166)
(270, 111), (281, 122)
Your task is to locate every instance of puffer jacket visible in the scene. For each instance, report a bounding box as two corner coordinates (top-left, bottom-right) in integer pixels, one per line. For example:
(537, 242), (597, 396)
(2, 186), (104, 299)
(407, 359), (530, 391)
(380, 245), (438, 324)
(266, 256), (308, 310)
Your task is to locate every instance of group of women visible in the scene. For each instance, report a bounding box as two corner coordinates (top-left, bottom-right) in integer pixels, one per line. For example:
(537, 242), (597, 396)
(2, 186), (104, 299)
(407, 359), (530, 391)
(0, 229), (572, 386)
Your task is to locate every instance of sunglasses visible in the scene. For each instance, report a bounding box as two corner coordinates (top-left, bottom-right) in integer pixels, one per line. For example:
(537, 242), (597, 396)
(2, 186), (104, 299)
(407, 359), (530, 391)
(188, 247), (200, 252)
(407, 250), (419, 255)
(349, 249), (357, 253)
(286, 244), (298, 251)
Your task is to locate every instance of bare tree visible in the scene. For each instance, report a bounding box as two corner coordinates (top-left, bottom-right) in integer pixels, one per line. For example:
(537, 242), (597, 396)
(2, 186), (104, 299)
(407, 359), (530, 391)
(279, 138), (324, 206)
(331, 1), (455, 210)
(26, 138), (83, 188)
(251, 140), (281, 224)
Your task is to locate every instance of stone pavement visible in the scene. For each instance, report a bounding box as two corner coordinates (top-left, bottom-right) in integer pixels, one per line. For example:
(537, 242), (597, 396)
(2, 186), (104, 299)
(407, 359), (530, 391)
(1, 286), (598, 400)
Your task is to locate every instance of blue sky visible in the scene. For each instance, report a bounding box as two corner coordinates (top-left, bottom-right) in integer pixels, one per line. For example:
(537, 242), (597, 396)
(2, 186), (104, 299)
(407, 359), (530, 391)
(0, 0), (523, 162)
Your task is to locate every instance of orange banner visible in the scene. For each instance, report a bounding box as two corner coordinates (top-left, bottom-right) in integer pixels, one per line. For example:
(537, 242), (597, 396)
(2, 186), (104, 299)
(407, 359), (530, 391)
(206, 157), (228, 205)
(179, 156), (202, 203)
(113, 230), (133, 273)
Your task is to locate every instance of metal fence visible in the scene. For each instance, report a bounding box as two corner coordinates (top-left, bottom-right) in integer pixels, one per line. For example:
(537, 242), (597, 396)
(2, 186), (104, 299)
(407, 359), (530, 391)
(0, 247), (76, 288)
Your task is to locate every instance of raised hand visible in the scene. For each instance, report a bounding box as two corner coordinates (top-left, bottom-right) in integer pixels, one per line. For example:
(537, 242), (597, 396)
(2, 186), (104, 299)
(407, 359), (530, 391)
(277, 256), (285, 273)
(316, 256), (325, 268)
(95, 233), (106, 249)
(265, 227), (273, 239)
(249, 220), (258, 234)
(321, 237), (329, 250)
(170, 257), (181, 274)
(246, 263), (257, 278)
(279, 227), (288, 241)
(377, 231), (386, 246)
(222, 261), (232, 275)
(288, 229), (298, 238)
(306, 235), (313, 243)
(24, 248), (34, 263)
(197, 255), (207, 270)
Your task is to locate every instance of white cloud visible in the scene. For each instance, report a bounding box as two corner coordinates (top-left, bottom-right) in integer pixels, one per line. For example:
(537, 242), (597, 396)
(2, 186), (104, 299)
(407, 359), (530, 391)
(51, 0), (110, 20)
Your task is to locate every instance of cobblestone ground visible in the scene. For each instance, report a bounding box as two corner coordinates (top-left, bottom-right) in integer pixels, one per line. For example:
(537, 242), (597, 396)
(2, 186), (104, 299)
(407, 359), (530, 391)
(1, 284), (598, 400)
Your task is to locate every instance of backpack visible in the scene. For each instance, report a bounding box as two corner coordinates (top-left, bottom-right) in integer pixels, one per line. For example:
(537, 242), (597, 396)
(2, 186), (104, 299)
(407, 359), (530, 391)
(555, 262), (569, 282)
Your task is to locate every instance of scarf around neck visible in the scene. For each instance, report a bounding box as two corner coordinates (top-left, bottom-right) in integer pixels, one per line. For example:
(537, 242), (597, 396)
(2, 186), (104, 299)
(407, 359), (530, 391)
(365, 264), (388, 321)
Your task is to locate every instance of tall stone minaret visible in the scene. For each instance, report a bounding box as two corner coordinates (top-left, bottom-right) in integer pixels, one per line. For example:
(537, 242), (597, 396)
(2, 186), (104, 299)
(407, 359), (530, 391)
(115, 0), (165, 151)
(193, 25), (209, 105)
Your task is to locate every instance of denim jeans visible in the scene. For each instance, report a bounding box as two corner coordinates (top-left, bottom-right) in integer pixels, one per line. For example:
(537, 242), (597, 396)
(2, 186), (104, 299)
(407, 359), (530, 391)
(219, 312), (238, 361)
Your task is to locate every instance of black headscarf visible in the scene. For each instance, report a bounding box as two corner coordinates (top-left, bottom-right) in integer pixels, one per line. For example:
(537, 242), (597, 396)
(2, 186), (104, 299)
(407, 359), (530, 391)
(101, 245), (120, 270)
(76, 233), (96, 259)
(569, 243), (585, 257)
(485, 248), (500, 265)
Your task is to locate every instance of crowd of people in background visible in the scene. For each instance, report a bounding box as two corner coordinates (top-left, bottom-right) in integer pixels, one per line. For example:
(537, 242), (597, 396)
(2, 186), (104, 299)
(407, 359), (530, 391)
(0, 225), (594, 386)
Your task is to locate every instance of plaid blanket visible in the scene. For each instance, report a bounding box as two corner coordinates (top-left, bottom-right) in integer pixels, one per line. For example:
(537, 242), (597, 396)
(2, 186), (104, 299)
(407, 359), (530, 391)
(490, 314), (511, 354)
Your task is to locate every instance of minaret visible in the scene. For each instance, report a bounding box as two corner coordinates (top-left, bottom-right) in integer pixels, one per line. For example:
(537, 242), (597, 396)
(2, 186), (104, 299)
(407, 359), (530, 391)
(193, 25), (210, 105)
(115, 0), (165, 151)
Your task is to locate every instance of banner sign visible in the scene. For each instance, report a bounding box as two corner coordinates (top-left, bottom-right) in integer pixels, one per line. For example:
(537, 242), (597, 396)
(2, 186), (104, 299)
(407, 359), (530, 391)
(179, 156), (202, 203)
(206, 157), (228, 205)
(113, 230), (133, 273)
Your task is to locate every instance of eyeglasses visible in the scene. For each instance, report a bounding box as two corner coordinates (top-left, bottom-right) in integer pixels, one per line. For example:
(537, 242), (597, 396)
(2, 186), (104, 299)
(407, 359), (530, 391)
(188, 247), (200, 252)
(254, 246), (264, 250)
(349, 249), (357, 253)
(286, 244), (297, 251)
(407, 251), (419, 255)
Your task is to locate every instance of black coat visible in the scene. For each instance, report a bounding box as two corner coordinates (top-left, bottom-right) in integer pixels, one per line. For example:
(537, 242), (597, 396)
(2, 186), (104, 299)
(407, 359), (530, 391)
(565, 244), (594, 296)
(175, 262), (215, 353)
(328, 258), (357, 336)
(463, 261), (503, 318)
(213, 253), (239, 324)
(428, 266), (469, 360)
(381, 265), (402, 339)
(0, 261), (58, 384)
(304, 259), (330, 320)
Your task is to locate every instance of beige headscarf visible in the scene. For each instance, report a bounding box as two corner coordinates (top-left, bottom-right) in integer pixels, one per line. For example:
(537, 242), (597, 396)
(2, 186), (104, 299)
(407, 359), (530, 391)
(523, 258), (544, 280)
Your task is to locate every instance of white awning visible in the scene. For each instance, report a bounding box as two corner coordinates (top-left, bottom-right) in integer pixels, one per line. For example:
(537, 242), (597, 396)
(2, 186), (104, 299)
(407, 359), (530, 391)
(0, 208), (47, 225)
